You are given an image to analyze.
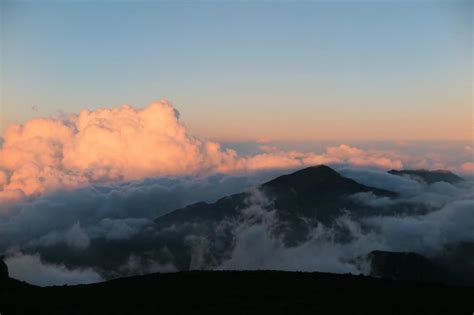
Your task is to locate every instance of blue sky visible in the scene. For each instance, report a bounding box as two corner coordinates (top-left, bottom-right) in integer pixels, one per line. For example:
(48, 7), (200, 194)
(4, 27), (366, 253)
(1, 0), (472, 141)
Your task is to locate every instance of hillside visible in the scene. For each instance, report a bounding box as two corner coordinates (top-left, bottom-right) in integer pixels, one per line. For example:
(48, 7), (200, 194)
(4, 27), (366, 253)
(1, 268), (473, 315)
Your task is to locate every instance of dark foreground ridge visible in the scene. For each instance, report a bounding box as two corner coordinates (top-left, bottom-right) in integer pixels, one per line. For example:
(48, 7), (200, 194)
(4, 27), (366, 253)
(1, 269), (473, 315)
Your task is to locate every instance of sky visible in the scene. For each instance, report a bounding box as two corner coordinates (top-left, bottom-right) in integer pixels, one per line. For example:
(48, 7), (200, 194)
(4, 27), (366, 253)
(0, 0), (472, 141)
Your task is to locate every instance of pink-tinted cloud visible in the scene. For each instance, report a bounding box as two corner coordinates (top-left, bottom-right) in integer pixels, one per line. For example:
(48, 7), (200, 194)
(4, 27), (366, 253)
(461, 162), (474, 173)
(324, 144), (403, 169)
(0, 100), (466, 202)
(464, 145), (474, 155)
(0, 101), (237, 201)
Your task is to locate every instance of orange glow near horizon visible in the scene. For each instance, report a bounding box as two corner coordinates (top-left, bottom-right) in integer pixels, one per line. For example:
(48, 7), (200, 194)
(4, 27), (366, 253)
(0, 101), (473, 205)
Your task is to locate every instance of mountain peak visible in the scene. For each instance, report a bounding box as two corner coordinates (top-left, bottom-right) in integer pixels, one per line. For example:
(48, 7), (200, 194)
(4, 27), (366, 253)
(261, 165), (342, 189)
(261, 164), (394, 202)
(153, 165), (397, 265)
(296, 165), (341, 176)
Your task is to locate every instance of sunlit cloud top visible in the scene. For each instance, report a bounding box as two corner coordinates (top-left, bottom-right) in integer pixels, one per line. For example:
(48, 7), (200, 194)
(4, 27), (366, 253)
(1, 100), (472, 205)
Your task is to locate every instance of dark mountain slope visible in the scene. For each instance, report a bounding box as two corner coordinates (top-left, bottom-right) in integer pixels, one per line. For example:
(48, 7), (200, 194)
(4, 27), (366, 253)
(14, 165), (399, 275)
(156, 165), (395, 226)
(1, 263), (473, 315)
(151, 166), (397, 268)
(388, 169), (464, 184)
(0, 259), (8, 280)
(260, 165), (395, 224)
(155, 165), (395, 239)
(369, 251), (443, 282)
(0, 262), (36, 299)
(368, 247), (474, 287)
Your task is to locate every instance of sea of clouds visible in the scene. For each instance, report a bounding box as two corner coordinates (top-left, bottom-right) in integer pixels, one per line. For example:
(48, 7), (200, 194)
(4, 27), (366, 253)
(1, 101), (473, 286)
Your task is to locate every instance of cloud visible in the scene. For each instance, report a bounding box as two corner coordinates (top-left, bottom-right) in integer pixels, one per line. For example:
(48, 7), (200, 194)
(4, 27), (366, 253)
(211, 191), (356, 272)
(27, 222), (91, 251)
(215, 201), (375, 274)
(0, 171), (286, 252)
(0, 170), (7, 188)
(1, 100), (472, 284)
(65, 222), (90, 250)
(0, 169), (300, 283)
(364, 199), (474, 254)
(5, 252), (103, 286)
(0, 101), (236, 200)
(218, 221), (373, 274)
(91, 218), (152, 241)
(217, 179), (474, 274)
(337, 168), (422, 195)
(2, 168), (473, 285)
(325, 144), (403, 169)
(461, 162), (474, 173)
(0, 100), (427, 202)
(464, 145), (474, 155)
(119, 254), (177, 275)
(345, 169), (473, 210)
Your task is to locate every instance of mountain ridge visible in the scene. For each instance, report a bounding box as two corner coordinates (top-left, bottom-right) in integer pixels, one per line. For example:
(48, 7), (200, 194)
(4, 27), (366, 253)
(1, 261), (473, 315)
(388, 169), (464, 184)
(152, 165), (398, 265)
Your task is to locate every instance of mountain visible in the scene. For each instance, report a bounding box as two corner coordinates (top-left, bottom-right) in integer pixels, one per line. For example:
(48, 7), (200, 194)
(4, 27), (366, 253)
(0, 259), (8, 280)
(0, 260), (34, 299)
(388, 169), (464, 184)
(369, 250), (442, 282)
(368, 248), (474, 286)
(152, 165), (396, 268)
(260, 165), (395, 223)
(14, 165), (469, 284)
(155, 165), (395, 231)
(21, 165), (400, 276)
(1, 259), (473, 315)
(156, 165), (393, 224)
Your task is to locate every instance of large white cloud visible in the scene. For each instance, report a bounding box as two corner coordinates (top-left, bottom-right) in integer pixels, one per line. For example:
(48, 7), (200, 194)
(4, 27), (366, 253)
(0, 101), (236, 201)
(0, 100), (416, 204)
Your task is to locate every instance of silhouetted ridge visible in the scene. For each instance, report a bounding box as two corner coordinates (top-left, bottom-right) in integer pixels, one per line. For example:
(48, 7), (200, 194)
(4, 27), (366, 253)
(0, 259), (8, 280)
(262, 165), (344, 190)
(388, 169), (463, 184)
(0, 258), (34, 292)
(369, 251), (441, 282)
(2, 270), (473, 315)
(261, 164), (394, 200)
(151, 165), (398, 269)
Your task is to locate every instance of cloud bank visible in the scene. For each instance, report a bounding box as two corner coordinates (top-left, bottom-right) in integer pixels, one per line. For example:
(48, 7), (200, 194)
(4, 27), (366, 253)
(5, 252), (103, 286)
(217, 180), (474, 273)
(0, 100), (436, 203)
(0, 171), (287, 252)
(0, 101), (238, 201)
(2, 167), (473, 286)
(1, 100), (472, 286)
